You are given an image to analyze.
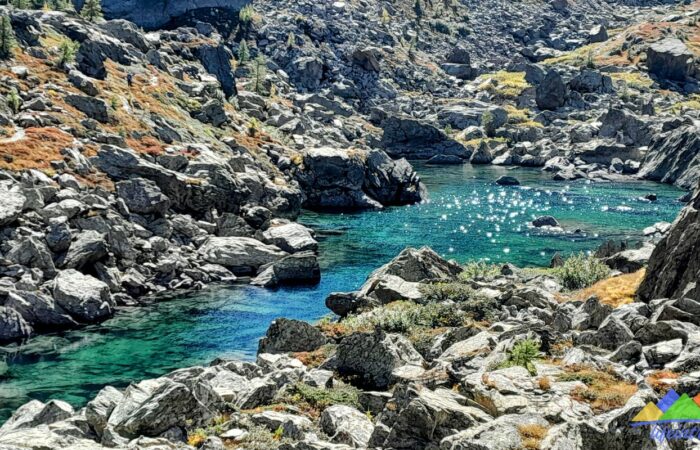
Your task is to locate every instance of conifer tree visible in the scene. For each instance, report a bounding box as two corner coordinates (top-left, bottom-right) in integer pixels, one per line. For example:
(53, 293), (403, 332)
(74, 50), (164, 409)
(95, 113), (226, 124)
(80, 0), (102, 22)
(0, 15), (15, 60)
(252, 55), (267, 95)
(237, 40), (250, 64)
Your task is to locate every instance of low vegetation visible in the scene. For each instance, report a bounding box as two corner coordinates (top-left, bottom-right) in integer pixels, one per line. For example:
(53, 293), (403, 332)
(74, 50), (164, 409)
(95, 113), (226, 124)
(558, 364), (637, 412)
(460, 261), (501, 281)
(576, 269), (645, 307)
(476, 71), (530, 99)
(498, 339), (541, 375)
(518, 423), (549, 450)
(646, 370), (680, 395)
(282, 382), (361, 417)
(553, 253), (610, 290)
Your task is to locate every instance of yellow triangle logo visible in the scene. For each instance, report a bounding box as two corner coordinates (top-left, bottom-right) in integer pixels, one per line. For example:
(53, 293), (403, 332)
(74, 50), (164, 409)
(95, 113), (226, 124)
(632, 402), (663, 422)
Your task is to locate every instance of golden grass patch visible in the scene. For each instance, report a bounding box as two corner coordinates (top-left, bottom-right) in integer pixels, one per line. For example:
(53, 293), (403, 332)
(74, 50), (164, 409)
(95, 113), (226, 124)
(518, 423), (549, 450)
(575, 269), (646, 308)
(646, 370), (680, 395)
(476, 71), (530, 99)
(559, 364), (638, 413)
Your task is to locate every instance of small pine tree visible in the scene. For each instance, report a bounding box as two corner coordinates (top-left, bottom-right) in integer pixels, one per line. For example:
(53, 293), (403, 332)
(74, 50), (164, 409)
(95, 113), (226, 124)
(6, 89), (21, 114)
(80, 0), (103, 22)
(53, 0), (75, 13)
(0, 15), (15, 60)
(57, 38), (79, 68)
(237, 40), (250, 64)
(252, 55), (267, 95)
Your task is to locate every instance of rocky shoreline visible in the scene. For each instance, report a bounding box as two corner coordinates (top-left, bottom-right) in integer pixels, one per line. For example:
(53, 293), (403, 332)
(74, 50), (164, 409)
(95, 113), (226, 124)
(0, 0), (699, 447)
(1, 186), (699, 449)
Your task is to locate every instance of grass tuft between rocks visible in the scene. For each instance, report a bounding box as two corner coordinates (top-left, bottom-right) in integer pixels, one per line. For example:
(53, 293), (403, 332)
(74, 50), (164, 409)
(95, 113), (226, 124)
(558, 364), (637, 413)
(518, 423), (549, 450)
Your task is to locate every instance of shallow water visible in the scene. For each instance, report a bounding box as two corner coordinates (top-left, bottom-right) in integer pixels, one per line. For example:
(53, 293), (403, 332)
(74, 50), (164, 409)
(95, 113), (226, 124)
(0, 163), (683, 421)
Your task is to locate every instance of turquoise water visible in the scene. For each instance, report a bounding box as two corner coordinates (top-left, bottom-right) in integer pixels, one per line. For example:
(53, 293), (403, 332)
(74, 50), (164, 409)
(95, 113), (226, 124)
(0, 164), (683, 421)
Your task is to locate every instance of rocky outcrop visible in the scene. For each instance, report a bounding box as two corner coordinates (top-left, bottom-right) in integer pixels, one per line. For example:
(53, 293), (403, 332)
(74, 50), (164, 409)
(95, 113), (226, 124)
(73, 0), (250, 29)
(257, 318), (328, 354)
(638, 122), (700, 189)
(638, 186), (700, 302)
(646, 37), (696, 81)
(380, 115), (470, 159)
(293, 147), (425, 210)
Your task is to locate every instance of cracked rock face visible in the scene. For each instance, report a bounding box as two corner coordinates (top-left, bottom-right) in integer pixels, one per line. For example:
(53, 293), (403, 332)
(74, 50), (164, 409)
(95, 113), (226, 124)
(638, 186), (700, 303)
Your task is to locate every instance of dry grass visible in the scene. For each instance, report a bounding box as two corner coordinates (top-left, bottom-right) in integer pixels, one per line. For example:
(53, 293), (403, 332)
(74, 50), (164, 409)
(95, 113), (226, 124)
(537, 376), (552, 391)
(0, 127), (74, 173)
(559, 364), (638, 413)
(476, 71), (529, 99)
(575, 269), (645, 308)
(609, 72), (654, 90)
(646, 370), (680, 395)
(292, 345), (335, 369)
(518, 424), (549, 450)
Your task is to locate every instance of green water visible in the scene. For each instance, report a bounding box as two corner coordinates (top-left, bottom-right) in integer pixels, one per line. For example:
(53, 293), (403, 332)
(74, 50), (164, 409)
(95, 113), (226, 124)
(0, 163), (683, 421)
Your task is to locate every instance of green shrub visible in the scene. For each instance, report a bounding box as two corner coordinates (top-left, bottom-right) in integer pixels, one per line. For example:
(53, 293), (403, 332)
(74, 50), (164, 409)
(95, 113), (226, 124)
(57, 38), (79, 67)
(0, 15), (15, 59)
(6, 89), (21, 114)
(482, 110), (497, 137)
(461, 295), (500, 322)
(498, 339), (541, 375)
(287, 382), (361, 411)
(342, 301), (469, 333)
(554, 253), (610, 290)
(421, 282), (475, 303)
(460, 261), (501, 281)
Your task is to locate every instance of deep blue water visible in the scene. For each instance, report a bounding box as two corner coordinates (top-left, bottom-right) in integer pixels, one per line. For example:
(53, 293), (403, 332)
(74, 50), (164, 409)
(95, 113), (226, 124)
(0, 163), (683, 421)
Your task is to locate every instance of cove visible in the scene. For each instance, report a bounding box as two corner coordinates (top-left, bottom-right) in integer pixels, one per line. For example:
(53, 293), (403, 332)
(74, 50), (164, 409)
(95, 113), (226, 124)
(0, 163), (683, 422)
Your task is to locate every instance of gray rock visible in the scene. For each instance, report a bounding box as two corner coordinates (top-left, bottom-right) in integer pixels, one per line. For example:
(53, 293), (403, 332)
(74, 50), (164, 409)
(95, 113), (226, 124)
(369, 246), (462, 283)
(320, 405), (374, 447)
(639, 188), (700, 302)
(0, 185), (25, 226)
(588, 24), (608, 43)
(52, 269), (114, 323)
(198, 236), (287, 275)
(532, 216), (559, 227)
(643, 338), (683, 367)
(251, 251), (321, 287)
(109, 378), (213, 438)
(380, 115), (469, 159)
(262, 222), (317, 253)
(6, 237), (56, 278)
(496, 176), (520, 186)
(5, 290), (77, 330)
(251, 411), (312, 440)
(115, 178), (170, 216)
(65, 94), (112, 123)
(646, 37), (695, 81)
(59, 230), (108, 270)
(68, 70), (99, 96)
(85, 386), (124, 437)
(257, 318), (328, 354)
(536, 70), (567, 110)
(638, 124), (700, 189)
(0, 306), (33, 343)
(335, 329), (424, 389)
(352, 46), (382, 72)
